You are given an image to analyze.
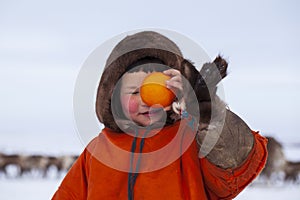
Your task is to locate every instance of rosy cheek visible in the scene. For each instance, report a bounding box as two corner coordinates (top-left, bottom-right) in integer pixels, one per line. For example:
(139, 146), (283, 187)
(121, 95), (139, 114)
(127, 97), (139, 113)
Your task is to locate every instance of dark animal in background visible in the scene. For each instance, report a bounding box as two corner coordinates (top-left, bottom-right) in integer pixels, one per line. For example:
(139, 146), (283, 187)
(19, 155), (49, 177)
(0, 152), (79, 178)
(261, 136), (300, 183)
(0, 153), (22, 177)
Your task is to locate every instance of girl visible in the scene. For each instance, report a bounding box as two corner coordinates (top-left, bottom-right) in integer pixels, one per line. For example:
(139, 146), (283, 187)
(52, 31), (267, 200)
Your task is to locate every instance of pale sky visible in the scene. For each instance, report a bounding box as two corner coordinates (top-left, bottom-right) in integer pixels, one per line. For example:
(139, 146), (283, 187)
(0, 0), (299, 152)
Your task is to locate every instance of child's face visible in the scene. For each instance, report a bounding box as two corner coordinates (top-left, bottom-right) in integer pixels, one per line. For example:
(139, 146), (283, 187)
(120, 71), (167, 126)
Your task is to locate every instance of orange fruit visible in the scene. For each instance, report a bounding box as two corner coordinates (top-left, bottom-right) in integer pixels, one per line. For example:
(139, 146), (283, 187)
(140, 72), (175, 107)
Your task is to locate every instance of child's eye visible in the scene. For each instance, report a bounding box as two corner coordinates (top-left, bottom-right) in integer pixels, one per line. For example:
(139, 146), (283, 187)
(131, 91), (139, 95)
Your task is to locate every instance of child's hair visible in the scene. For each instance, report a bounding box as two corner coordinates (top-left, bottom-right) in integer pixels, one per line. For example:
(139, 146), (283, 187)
(111, 57), (175, 129)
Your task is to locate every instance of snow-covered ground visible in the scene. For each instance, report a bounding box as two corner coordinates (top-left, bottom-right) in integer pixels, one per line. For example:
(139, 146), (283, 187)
(0, 178), (61, 200)
(236, 184), (300, 200)
(0, 176), (299, 199)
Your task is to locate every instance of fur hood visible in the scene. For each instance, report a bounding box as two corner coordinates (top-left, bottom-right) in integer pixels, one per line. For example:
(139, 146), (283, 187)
(95, 31), (195, 132)
(95, 31), (226, 132)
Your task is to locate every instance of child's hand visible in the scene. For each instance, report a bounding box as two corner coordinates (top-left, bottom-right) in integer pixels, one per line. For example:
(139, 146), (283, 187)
(163, 69), (186, 114)
(163, 69), (183, 92)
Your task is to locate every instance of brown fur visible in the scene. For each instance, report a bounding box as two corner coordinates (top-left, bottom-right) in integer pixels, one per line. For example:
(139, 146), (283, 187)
(285, 161), (300, 182)
(261, 137), (285, 179)
(183, 55), (254, 169)
(0, 153), (6, 175)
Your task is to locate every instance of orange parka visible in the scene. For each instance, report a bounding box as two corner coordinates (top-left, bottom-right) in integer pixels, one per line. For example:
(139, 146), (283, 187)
(52, 119), (267, 200)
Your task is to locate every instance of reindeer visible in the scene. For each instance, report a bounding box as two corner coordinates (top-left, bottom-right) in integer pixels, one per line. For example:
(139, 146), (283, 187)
(19, 154), (49, 177)
(59, 155), (78, 172)
(260, 136), (286, 181)
(46, 154), (79, 178)
(0, 152), (79, 178)
(46, 156), (63, 173)
(0, 153), (6, 176)
(0, 153), (22, 177)
(261, 136), (300, 183)
(284, 160), (300, 182)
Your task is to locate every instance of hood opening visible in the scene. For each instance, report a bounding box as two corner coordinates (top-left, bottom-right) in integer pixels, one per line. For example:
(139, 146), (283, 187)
(95, 31), (187, 132)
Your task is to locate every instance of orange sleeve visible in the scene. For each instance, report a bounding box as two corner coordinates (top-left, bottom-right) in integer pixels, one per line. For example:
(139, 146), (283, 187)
(52, 149), (90, 200)
(200, 131), (268, 200)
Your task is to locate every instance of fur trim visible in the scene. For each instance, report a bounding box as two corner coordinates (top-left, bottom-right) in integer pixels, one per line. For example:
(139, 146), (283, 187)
(95, 31), (229, 133)
(95, 31), (187, 132)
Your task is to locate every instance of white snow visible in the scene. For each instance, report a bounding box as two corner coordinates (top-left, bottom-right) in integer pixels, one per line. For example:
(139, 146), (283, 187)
(0, 176), (300, 199)
(0, 178), (62, 200)
(235, 184), (300, 200)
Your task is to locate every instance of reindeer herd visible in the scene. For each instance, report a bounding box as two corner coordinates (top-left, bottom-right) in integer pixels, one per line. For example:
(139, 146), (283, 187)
(0, 152), (78, 178)
(1, 136), (300, 183)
